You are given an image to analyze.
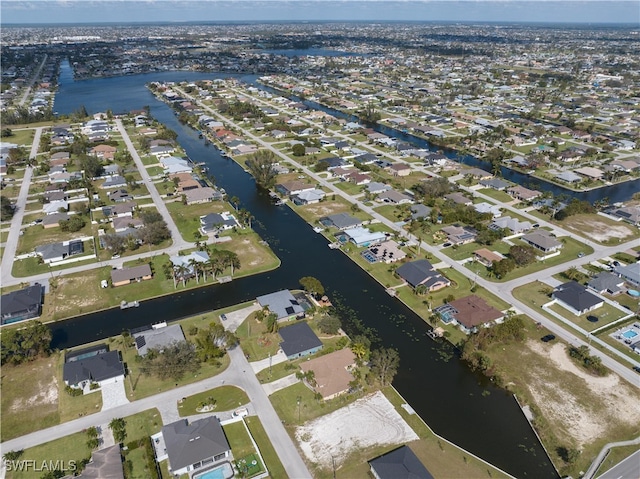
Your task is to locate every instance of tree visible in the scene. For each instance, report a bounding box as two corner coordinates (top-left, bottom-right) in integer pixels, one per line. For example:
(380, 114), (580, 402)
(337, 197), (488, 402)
(102, 233), (126, 255)
(109, 417), (127, 443)
(299, 276), (325, 298)
(509, 244), (536, 267)
(230, 196), (240, 211)
(80, 155), (103, 179)
(59, 215), (85, 233)
(2, 450), (24, 462)
(1, 196), (15, 221)
(369, 348), (400, 386)
(317, 315), (341, 335)
(265, 313), (279, 333)
(140, 340), (200, 381)
(1, 321), (52, 366)
(246, 150), (278, 189)
(491, 258), (516, 279)
(292, 143), (305, 156)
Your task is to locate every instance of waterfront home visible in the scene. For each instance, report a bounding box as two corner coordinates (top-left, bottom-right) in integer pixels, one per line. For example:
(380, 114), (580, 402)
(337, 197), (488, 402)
(553, 171), (582, 184)
(319, 213), (362, 230)
(369, 445), (434, 479)
(170, 251), (210, 279)
(395, 259), (450, 292)
(184, 187), (222, 205)
(521, 230), (562, 253)
(479, 177), (511, 190)
(132, 324), (185, 356)
(161, 417), (232, 477)
(275, 180), (315, 197)
(507, 185), (541, 202)
(367, 240), (407, 264)
(0, 283), (43, 325)
(342, 227), (387, 247)
(460, 167), (492, 179)
(63, 345), (125, 390)
(552, 281), (604, 316)
(199, 212), (238, 235)
(574, 166), (604, 180)
(434, 295), (503, 334)
(110, 264), (152, 287)
(300, 348), (356, 400)
(292, 189), (325, 205)
(278, 321), (323, 360)
(607, 205), (640, 226)
(257, 289), (305, 321)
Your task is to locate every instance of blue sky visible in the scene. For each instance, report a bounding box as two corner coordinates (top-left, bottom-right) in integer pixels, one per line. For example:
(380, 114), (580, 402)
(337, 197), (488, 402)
(1, 1), (638, 24)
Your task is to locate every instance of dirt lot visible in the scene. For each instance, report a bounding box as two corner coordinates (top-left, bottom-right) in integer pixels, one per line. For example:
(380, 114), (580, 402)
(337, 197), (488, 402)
(561, 215), (634, 242)
(301, 201), (349, 219)
(295, 391), (418, 469)
(526, 341), (640, 447)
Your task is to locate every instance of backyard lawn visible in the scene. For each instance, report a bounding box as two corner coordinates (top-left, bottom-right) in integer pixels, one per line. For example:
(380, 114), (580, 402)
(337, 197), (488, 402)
(177, 386), (249, 416)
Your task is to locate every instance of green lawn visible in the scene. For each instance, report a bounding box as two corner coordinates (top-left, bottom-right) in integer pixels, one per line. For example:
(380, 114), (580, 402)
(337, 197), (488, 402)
(166, 200), (229, 241)
(333, 180), (364, 196)
(12, 252), (97, 278)
(235, 315), (284, 361)
(548, 302), (628, 333)
(177, 386), (249, 416)
(223, 422), (257, 460)
(120, 409), (163, 479)
(4, 128), (36, 147)
(16, 222), (94, 255)
(244, 416), (288, 479)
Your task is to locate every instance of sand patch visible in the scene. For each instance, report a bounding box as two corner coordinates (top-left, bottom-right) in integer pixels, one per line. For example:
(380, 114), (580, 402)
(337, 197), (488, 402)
(563, 217), (633, 242)
(301, 202), (348, 218)
(295, 391), (418, 469)
(525, 341), (640, 447)
(11, 376), (58, 412)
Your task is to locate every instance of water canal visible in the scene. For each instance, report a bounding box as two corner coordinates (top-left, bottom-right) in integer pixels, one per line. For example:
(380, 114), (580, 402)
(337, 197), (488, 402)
(49, 59), (622, 477)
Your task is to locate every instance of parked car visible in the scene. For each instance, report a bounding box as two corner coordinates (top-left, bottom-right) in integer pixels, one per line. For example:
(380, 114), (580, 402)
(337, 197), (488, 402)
(541, 334), (556, 342)
(220, 314), (227, 321)
(233, 407), (248, 418)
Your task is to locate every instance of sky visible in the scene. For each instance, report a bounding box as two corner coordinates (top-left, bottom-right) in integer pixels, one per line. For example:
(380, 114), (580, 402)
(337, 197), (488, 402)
(1, 0), (638, 24)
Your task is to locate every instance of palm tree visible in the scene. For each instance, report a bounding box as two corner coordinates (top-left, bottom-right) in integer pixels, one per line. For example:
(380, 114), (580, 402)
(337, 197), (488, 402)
(230, 196), (240, 211)
(189, 258), (200, 284)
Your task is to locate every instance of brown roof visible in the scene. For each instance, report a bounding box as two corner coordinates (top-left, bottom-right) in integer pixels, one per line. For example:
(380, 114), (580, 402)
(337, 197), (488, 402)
(111, 264), (152, 284)
(473, 248), (503, 264)
(448, 295), (503, 329)
(300, 348), (355, 399)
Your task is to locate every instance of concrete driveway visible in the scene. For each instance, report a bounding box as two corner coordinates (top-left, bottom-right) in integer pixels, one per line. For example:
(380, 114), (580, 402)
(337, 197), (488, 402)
(101, 381), (129, 411)
(222, 302), (261, 333)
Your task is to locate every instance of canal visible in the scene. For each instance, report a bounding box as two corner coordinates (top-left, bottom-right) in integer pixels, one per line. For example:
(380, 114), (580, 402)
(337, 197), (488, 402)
(50, 62), (581, 477)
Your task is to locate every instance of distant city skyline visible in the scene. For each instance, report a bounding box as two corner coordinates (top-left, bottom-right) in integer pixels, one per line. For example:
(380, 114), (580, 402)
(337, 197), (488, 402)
(2, 1), (638, 25)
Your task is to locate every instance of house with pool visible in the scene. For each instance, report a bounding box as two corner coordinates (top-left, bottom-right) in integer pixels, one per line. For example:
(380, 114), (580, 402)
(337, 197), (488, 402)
(157, 417), (233, 478)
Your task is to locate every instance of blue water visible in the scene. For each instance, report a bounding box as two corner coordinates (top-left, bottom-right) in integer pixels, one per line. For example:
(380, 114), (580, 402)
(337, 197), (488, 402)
(622, 330), (638, 339)
(193, 463), (232, 479)
(628, 290), (640, 297)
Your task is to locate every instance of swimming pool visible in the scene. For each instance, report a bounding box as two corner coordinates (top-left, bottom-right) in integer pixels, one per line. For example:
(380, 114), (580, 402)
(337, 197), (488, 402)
(193, 462), (233, 479)
(621, 330), (639, 340)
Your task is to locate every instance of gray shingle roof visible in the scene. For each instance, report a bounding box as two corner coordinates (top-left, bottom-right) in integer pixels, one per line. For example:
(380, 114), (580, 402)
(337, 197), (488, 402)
(162, 417), (230, 472)
(63, 351), (124, 386)
(553, 281), (603, 313)
(368, 445), (434, 479)
(257, 290), (304, 319)
(278, 321), (323, 357)
(133, 324), (185, 356)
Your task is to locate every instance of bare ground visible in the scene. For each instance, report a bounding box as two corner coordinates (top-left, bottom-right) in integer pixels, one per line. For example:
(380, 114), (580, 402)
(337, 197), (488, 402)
(301, 202), (348, 218)
(526, 341), (640, 448)
(562, 217), (633, 242)
(295, 391), (418, 469)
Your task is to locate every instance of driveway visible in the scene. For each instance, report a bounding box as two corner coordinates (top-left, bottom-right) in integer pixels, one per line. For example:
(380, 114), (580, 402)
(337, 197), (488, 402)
(250, 349), (287, 374)
(261, 373), (299, 396)
(222, 302), (261, 333)
(101, 380), (129, 411)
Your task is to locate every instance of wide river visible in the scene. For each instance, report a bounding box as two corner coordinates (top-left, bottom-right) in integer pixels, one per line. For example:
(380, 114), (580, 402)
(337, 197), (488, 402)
(50, 58), (621, 477)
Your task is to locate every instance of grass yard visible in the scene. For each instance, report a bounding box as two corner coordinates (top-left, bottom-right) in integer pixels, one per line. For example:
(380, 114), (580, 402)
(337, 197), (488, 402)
(177, 386), (249, 416)
(235, 315), (284, 361)
(12, 252), (96, 278)
(120, 409), (163, 479)
(4, 128), (36, 147)
(294, 198), (352, 225)
(442, 241), (510, 262)
(373, 204), (408, 222)
(476, 188), (514, 203)
(548, 302), (629, 333)
(244, 416), (288, 479)
(333, 180), (364, 196)
(15, 222), (94, 255)
(223, 422), (257, 460)
(166, 200), (229, 241)
(4, 432), (92, 479)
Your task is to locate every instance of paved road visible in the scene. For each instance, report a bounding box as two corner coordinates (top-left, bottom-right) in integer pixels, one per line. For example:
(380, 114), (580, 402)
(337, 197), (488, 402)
(1, 127), (42, 285)
(17, 54), (48, 107)
(2, 345), (311, 479)
(585, 436), (640, 479)
(178, 85), (640, 386)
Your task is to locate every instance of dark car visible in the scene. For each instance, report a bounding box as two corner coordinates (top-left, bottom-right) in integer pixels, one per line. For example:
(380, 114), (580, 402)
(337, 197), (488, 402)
(220, 314), (227, 321)
(633, 366), (640, 374)
(541, 334), (556, 342)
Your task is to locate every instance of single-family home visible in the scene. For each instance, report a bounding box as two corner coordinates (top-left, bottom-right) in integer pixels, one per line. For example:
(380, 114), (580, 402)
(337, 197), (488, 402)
(299, 348), (356, 400)
(35, 240), (84, 264)
(132, 324), (186, 356)
(552, 281), (604, 316)
(367, 240), (406, 264)
(587, 272), (625, 296)
(395, 259), (450, 292)
(43, 200), (69, 215)
(292, 189), (325, 205)
(434, 295), (503, 333)
(257, 289), (305, 321)
(278, 321), (323, 360)
(377, 190), (413, 205)
(479, 178), (511, 190)
(608, 206), (640, 226)
(410, 204), (432, 221)
(474, 202), (502, 218)
(0, 283), (43, 325)
(614, 262), (640, 287)
(388, 163), (412, 177)
(319, 213), (362, 230)
(162, 417), (232, 477)
(489, 216), (533, 235)
(369, 445), (434, 479)
(110, 264), (152, 287)
(42, 212), (69, 229)
(444, 193), (472, 206)
(184, 187), (222, 205)
(366, 182), (392, 195)
(521, 230), (562, 253)
(507, 185), (541, 202)
(275, 181), (315, 197)
(75, 445), (124, 479)
(170, 251), (210, 279)
(101, 175), (127, 189)
(63, 345), (125, 390)
(441, 225), (477, 245)
(199, 212), (238, 235)
(342, 227), (387, 247)
(108, 189), (131, 203)
(473, 249), (504, 267)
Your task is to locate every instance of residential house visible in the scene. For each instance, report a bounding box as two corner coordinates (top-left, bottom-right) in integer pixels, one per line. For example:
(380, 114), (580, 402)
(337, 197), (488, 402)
(434, 295), (503, 333)
(377, 190), (413, 205)
(489, 216), (533, 235)
(388, 163), (412, 177)
(170, 251), (210, 279)
(257, 289), (305, 321)
(441, 225), (477, 245)
(101, 175), (127, 189)
(108, 189), (131, 203)
(112, 216), (143, 232)
(74, 445), (124, 479)
(132, 324), (186, 356)
(614, 262), (640, 287)
(574, 166), (604, 181)
(110, 202), (137, 218)
(42, 212), (69, 228)
(0, 283), (43, 325)
(444, 193), (472, 206)
(474, 202), (502, 218)
(43, 200), (68, 215)
(608, 206), (640, 226)
(90, 144), (117, 160)
(199, 212), (238, 235)
(44, 190), (69, 203)
(369, 445), (434, 479)
(507, 185), (541, 202)
(184, 187), (222, 205)
(292, 189), (325, 205)
(473, 249), (504, 267)
(521, 230), (563, 253)
(278, 321), (323, 360)
(162, 417), (232, 477)
(63, 346), (125, 390)
(366, 182), (392, 195)
(367, 240), (406, 264)
(410, 204), (432, 221)
(110, 264), (152, 287)
(553, 281), (604, 316)
(35, 240), (84, 264)
(299, 348), (356, 400)
(554, 171), (582, 184)
(460, 168), (492, 179)
(319, 213), (362, 230)
(587, 272), (625, 296)
(479, 178), (511, 190)
(395, 259), (450, 292)
(275, 181), (315, 197)
(342, 227), (387, 247)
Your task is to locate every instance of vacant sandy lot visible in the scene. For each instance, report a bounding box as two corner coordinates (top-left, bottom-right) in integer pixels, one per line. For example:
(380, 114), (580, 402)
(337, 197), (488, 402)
(301, 201), (348, 218)
(526, 341), (640, 447)
(295, 391), (418, 469)
(562, 216), (633, 242)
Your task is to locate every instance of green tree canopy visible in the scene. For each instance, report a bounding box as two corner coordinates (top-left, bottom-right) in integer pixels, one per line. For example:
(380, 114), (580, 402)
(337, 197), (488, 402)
(369, 347), (400, 386)
(246, 150), (278, 189)
(299, 276), (325, 298)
